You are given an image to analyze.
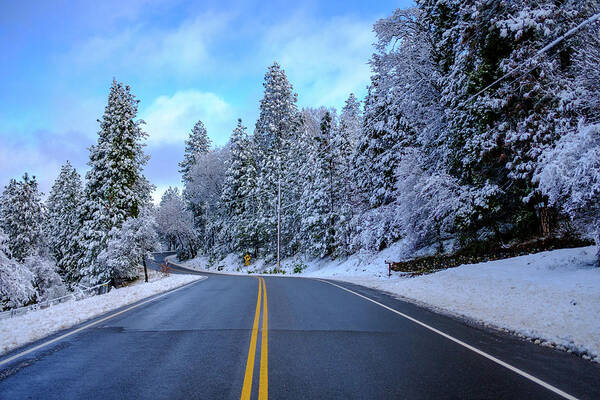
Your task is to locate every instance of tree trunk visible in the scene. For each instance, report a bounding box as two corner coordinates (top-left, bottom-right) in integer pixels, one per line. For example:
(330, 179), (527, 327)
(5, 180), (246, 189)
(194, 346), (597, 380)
(142, 257), (149, 283)
(539, 206), (551, 237)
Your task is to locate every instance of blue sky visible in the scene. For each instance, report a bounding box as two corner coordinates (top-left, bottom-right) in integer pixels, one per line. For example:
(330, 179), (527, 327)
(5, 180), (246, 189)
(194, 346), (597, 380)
(0, 0), (411, 202)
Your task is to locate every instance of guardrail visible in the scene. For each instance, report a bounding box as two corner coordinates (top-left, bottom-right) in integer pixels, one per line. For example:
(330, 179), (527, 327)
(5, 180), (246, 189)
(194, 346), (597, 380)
(0, 281), (111, 320)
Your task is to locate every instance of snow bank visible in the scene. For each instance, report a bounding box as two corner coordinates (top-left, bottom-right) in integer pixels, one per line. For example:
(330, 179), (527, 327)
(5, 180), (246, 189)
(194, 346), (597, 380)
(0, 274), (202, 356)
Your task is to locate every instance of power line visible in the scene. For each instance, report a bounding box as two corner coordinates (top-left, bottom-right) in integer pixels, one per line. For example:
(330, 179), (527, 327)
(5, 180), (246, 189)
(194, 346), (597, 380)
(462, 12), (600, 105)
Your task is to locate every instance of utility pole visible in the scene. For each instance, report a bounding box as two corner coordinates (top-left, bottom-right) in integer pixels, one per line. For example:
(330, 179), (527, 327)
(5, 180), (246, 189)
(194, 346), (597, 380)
(277, 172), (281, 271)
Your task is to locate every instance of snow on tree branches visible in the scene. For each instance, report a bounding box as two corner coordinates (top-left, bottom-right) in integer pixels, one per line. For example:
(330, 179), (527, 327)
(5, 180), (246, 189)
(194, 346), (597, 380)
(78, 79), (153, 285)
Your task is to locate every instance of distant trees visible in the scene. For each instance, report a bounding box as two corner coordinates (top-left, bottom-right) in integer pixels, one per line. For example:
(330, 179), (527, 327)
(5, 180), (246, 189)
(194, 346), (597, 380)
(0, 174), (46, 262)
(155, 187), (197, 260)
(163, 2), (600, 263)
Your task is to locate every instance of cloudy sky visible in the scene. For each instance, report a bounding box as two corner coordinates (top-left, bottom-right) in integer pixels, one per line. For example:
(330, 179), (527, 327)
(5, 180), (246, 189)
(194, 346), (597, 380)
(1, 0), (410, 202)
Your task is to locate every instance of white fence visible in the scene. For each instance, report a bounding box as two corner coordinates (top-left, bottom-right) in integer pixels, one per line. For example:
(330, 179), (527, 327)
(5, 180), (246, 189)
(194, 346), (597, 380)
(0, 281), (111, 320)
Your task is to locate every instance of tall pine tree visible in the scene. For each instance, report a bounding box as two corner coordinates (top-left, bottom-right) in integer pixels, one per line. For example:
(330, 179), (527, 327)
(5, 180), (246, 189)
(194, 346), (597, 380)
(253, 62), (300, 255)
(46, 161), (84, 284)
(179, 120), (212, 184)
(179, 120), (212, 247)
(78, 79), (153, 285)
(302, 111), (340, 257)
(221, 119), (259, 254)
(334, 94), (361, 255)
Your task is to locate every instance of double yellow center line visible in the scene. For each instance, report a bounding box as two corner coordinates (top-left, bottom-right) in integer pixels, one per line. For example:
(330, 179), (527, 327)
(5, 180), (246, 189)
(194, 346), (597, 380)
(241, 277), (268, 400)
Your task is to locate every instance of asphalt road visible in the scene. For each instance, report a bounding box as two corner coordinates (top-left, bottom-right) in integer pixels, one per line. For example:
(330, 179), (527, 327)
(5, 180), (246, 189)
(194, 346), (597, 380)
(1, 254), (599, 399)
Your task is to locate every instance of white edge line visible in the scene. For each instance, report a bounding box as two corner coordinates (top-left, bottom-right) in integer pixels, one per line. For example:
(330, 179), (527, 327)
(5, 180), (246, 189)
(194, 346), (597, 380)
(316, 279), (578, 400)
(0, 276), (207, 367)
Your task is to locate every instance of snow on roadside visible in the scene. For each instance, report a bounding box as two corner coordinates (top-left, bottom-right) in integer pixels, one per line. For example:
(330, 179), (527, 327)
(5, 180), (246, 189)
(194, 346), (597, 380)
(182, 244), (600, 362)
(0, 274), (202, 356)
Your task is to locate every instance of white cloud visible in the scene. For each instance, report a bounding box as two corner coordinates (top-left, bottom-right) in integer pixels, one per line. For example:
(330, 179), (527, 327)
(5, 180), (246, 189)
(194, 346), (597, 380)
(68, 12), (232, 77)
(259, 14), (375, 109)
(141, 90), (235, 146)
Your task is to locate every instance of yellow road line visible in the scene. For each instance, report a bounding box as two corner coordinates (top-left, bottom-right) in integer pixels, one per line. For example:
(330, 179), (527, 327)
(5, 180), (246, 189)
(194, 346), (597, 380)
(259, 278), (268, 400)
(241, 278), (262, 400)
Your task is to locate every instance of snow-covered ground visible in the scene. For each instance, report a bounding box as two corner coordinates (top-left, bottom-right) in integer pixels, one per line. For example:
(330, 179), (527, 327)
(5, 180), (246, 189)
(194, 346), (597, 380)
(181, 244), (600, 362)
(0, 273), (202, 356)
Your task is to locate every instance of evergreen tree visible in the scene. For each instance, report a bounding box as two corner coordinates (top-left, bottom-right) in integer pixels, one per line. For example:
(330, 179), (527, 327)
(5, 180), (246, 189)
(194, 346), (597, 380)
(282, 108), (322, 255)
(221, 119), (259, 254)
(303, 111), (340, 256)
(253, 62), (300, 255)
(431, 0), (594, 243)
(333, 94), (361, 255)
(46, 161), (83, 284)
(354, 78), (414, 208)
(179, 120), (212, 248)
(78, 79), (153, 285)
(179, 120), (212, 184)
(536, 123), (600, 260)
(0, 173), (46, 262)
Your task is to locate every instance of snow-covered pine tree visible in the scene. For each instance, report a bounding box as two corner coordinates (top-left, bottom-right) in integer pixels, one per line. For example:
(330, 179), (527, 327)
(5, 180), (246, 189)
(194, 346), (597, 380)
(179, 120), (212, 184)
(333, 94), (361, 255)
(355, 6), (443, 217)
(221, 119), (259, 254)
(78, 79), (153, 285)
(281, 107), (326, 255)
(497, 1), (595, 235)
(0, 229), (35, 310)
(570, 14), (600, 122)
(179, 120), (213, 252)
(353, 6), (460, 253)
(530, 6), (600, 258)
(0, 173), (46, 262)
(431, 0), (594, 243)
(253, 62), (300, 256)
(46, 161), (84, 284)
(302, 111), (340, 257)
(354, 75), (415, 209)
